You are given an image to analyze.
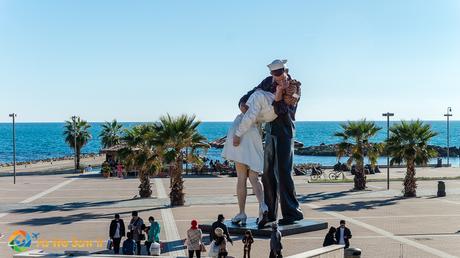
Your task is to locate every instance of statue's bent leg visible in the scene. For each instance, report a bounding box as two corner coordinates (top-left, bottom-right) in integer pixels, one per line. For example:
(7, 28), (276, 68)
(248, 170), (268, 220)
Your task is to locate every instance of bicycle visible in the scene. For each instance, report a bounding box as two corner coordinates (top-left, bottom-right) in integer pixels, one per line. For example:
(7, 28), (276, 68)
(328, 170), (345, 180)
(309, 167), (324, 181)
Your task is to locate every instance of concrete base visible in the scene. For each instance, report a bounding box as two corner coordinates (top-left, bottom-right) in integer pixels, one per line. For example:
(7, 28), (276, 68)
(286, 245), (345, 258)
(200, 218), (328, 237)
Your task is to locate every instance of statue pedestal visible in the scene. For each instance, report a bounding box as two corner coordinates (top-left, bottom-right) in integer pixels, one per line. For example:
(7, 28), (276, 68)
(200, 217), (328, 237)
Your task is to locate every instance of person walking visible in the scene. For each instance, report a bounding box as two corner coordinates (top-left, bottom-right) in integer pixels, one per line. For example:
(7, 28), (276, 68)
(335, 220), (352, 248)
(186, 220), (203, 258)
(117, 162), (123, 178)
(269, 223), (283, 258)
(242, 230), (254, 258)
(210, 214), (233, 245)
(323, 226), (337, 247)
(109, 214), (125, 254)
(128, 211), (144, 255)
(214, 227), (228, 258)
(147, 216), (161, 244)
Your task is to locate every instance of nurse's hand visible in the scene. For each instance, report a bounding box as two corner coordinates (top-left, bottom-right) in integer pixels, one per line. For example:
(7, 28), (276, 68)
(233, 135), (241, 146)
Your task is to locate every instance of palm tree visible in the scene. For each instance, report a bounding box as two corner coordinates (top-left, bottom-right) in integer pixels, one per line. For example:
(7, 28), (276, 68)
(119, 124), (161, 198)
(154, 114), (208, 206)
(335, 119), (382, 190)
(99, 119), (123, 148)
(386, 120), (438, 197)
(63, 117), (92, 170)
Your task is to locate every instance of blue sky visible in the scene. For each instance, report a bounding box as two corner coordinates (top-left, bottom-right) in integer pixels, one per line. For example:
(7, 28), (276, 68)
(0, 0), (459, 122)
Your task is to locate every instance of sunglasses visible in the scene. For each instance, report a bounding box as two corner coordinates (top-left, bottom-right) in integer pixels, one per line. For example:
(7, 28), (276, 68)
(271, 69), (285, 77)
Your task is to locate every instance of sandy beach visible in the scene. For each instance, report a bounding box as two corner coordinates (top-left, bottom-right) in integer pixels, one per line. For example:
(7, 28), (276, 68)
(0, 155), (105, 175)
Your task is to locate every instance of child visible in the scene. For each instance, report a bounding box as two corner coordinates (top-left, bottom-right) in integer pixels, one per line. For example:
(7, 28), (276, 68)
(122, 232), (136, 255)
(242, 230), (254, 258)
(143, 225), (152, 255)
(214, 227), (228, 258)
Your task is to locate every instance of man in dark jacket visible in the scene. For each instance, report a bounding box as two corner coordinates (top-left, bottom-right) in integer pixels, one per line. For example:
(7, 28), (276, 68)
(210, 214), (233, 245)
(109, 214), (126, 254)
(128, 211), (144, 255)
(237, 59), (303, 228)
(335, 220), (352, 248)
(269, 223), (283, 258)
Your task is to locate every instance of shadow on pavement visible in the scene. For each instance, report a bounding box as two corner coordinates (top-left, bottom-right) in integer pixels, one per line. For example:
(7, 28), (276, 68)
(10, 198), (142, 213)
(11, 206), (166, 226)
(162, 239), (186, 253)
(297, 190), (356, 202)
(314, 196), (404, 212)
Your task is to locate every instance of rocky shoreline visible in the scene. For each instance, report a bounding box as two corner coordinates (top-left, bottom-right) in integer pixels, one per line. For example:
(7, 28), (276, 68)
(0, 153), (103, 167)
(295, 143), (460, 157)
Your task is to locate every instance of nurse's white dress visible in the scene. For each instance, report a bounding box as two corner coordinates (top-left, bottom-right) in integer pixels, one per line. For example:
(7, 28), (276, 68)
(221, 90), (277, 174)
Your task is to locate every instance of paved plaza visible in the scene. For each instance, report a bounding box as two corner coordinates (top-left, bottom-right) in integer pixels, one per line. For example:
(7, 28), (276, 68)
(1, 170), (460, 258)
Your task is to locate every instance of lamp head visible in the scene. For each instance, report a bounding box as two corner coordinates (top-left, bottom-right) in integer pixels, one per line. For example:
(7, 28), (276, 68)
(382, 112), (394, 117)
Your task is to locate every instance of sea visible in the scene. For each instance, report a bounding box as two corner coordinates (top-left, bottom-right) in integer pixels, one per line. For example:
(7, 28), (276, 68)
(1, 121), (460, 167)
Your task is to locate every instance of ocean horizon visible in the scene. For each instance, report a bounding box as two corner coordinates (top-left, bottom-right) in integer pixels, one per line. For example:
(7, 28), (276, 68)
(1, 121), (460, 166)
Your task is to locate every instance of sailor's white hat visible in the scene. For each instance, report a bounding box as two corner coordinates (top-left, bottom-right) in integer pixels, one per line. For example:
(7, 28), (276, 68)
(267, 59), (288, 71)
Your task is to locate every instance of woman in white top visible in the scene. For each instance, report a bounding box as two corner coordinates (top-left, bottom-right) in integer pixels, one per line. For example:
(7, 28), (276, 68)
(222, 89), (277, 225)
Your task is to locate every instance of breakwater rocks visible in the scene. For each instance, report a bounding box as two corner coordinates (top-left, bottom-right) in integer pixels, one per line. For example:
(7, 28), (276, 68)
(295, 144), (460, 157)
(210, 136), (304, 149)
(0, 153), (103, 167)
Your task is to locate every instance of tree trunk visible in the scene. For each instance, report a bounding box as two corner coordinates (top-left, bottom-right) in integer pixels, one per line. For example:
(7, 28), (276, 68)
(76, 147), (81, 170)
(139, 170), (152, 198)
(404, 162), (417, 197)
(170, 158), (185, 206)
(353, 160), (366, 190)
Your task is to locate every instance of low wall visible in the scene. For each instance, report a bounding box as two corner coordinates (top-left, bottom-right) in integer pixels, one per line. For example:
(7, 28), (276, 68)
(287, 245), (345, 258)
(13, 249), (172, 258)
(17, 247), (346, 258)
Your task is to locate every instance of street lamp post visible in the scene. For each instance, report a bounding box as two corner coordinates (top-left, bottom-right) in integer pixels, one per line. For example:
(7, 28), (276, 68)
(71, 116), (78, 172)
(382, 112), (394, 190)
(444, 107), (452, 166)
(9, 113), (17, 184)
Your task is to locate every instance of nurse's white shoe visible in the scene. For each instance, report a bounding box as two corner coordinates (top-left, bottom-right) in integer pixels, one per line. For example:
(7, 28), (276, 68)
(231, 213), (247, 225)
